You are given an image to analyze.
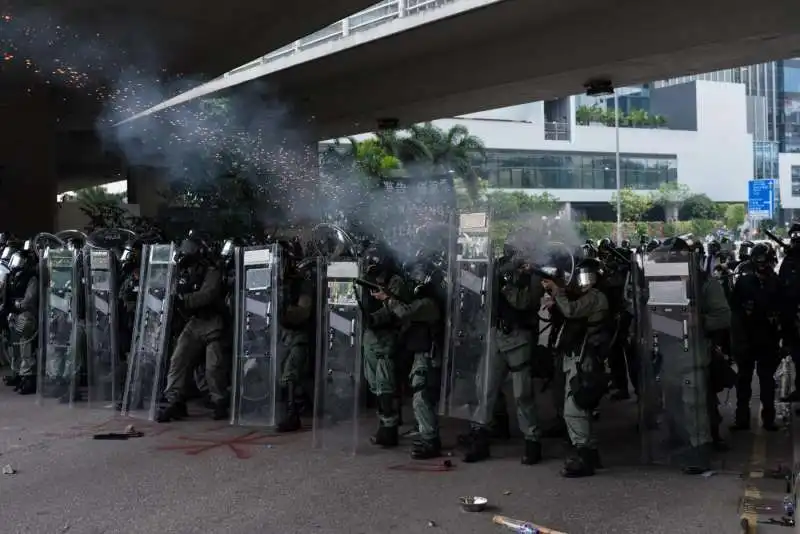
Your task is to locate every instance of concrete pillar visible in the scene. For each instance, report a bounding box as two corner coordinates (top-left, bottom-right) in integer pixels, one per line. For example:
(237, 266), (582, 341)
(127, 166), (169, 219)
(0, 89), (57, 236)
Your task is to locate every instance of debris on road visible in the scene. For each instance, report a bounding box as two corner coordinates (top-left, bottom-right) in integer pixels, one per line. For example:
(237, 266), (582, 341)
(503, 490), (512, 496)
(92, 425), (145, 440)
(2, 464), (16, 475)
(492, 514), (567, 534)
(427, 520), (436, 527)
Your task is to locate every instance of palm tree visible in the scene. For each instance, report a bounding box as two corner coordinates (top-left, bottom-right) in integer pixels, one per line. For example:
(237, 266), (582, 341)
(321, 137), (401, 184)
(407, 122), (487, 198)
(374, 129), (432, 164)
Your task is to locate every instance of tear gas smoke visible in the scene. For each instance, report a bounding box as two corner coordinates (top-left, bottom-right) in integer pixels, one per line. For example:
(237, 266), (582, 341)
(1, 5), (581, 265)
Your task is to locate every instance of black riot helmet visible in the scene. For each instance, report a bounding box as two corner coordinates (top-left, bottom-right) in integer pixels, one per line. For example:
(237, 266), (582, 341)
(0, 240), (23, 266)
(174, 234), (207, 268)
(597, 238), (615, 260)
(750, 243), (772, 275)
(573, 258), (602, 292)
(738, 240), (754, 262)
(620, 239), (631, 249)
(646, 238), (662, 254)
(789, 222), (800, 246)
(364, 241), (396, 276)
(120, 239), (142, 270)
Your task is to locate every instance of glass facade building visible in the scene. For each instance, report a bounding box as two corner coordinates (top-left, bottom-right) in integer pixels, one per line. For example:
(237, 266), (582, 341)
(481, 150), (677, 190)
(779, 58), (800, 154)
(656, 62), (781, 181)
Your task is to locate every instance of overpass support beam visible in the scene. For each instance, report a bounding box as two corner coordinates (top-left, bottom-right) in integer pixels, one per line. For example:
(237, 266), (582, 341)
(0, 90), (57, 236)
(127, 166), (169, 220)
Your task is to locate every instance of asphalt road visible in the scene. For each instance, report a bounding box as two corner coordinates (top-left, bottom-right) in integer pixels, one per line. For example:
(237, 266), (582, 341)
(2, 383), (788, 534)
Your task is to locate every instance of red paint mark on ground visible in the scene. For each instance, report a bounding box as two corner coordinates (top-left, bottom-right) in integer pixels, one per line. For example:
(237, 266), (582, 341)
(156, 430), (276, 459)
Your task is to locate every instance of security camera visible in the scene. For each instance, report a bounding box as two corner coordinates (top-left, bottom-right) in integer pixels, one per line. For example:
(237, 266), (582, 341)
(584, 79), (615, 96)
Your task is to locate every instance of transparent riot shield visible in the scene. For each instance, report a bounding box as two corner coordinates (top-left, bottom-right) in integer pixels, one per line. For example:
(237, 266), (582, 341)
(0, 264), (9, 368)
(230, 244), (282, 427)
(439, 212), (493, 420)
(312, 260), (363, 454)
(121, 244), (176, 420)
(83, 247), (121, 409)
(37, 247), (79, 405)
(638, 252), (709, 466)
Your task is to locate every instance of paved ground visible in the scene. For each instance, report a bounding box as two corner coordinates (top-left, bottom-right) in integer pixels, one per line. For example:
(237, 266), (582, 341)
(0, 386), (792, 534)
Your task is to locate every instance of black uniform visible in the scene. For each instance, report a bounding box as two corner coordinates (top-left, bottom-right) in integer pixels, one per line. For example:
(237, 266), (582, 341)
(731, 245), (782, 431)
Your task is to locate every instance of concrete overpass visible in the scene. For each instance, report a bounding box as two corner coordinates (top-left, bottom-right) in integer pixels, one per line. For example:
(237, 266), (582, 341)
(136, 0), (800, 142)
(0, 0), (378, 235)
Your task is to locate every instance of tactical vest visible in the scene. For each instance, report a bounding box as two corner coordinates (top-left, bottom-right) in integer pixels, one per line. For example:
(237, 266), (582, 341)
(494, 272), (533, 331)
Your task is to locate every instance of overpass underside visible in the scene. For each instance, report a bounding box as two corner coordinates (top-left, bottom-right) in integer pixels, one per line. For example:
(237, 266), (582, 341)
(172, 0), (800, 139)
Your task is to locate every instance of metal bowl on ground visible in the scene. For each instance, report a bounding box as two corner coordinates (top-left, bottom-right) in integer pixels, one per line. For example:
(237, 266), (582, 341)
(459, 496), (488, 512)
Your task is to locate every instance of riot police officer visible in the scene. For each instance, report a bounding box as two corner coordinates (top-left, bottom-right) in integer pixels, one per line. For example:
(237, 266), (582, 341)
(276, 239), (315, 433)
(362, 242), (408, 448)
(373, 255), (444, 459)
(117, 239), (143, 365)
(461, 244), (543, 466)
(5, 249), (39, 394)
(731, 243), (782, 431)
(542, 258), (609, 478)
(157, 235), (228, 422)
(597, 243), (637, 400)
(780, 223), (800, 401)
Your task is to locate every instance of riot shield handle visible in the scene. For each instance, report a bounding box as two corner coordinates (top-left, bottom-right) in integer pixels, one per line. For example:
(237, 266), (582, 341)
(87, 228), (136, 249)
(31, 232), (65, 258)
(56, 229), (89, 242)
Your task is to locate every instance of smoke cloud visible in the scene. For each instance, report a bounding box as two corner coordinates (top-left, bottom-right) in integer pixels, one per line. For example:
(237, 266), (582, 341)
(1, 5), (583, 268)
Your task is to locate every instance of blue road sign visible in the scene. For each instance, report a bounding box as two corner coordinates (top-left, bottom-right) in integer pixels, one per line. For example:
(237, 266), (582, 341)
(748, 179), (775, 220)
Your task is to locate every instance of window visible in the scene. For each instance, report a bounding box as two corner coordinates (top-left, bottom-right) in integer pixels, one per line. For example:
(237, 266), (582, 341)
(483, 150), (677, 190)
(792, 166), (800, 197)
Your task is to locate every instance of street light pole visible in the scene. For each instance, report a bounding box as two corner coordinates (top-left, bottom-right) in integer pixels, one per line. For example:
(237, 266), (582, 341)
(614, 89), (622, 243)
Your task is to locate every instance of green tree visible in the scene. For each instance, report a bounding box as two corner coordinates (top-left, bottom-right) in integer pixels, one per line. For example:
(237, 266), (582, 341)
(485, 191), (561, 220)
(75, 186), (128, 231)
(406, 122), (487, 198)
(651, 182), (691, 220)
(374, 129), (432, 164)
(679, 194), (725, 220)
(724, 203), (746, 229)
(611, 188), (653, 222)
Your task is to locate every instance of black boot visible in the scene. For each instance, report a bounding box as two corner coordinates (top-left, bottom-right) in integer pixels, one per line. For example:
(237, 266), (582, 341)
(682, 445), (711, 475)
(370, 394), (399, 447)
(3, 374), (20, 388)
(410, 437), (441, 460)
(156, 401), (188, 423)
(463, 427), (490, 463)
(277, 384), (301, 432)
(212, 400), (229, 421)
(16, 376), (36, 395)
(371, 424), (399, 448)
(561, 447), (595, 478)
(520, 440), (542, 465)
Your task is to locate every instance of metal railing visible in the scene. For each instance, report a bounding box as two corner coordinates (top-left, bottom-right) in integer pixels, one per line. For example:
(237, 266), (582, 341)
(225, 0), (459, 77)
(544, 122), (570, 141)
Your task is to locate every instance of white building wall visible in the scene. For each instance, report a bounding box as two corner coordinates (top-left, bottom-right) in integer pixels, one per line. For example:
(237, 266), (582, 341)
(435, 80), (752, 203)
(778, 152), (800, 209)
